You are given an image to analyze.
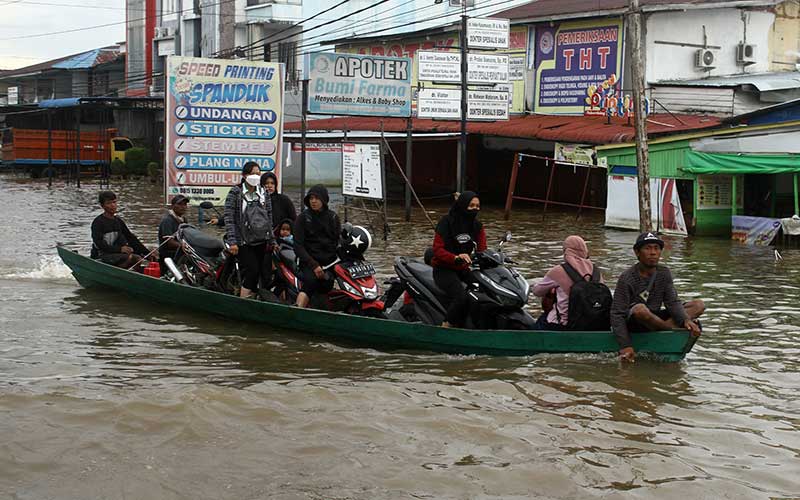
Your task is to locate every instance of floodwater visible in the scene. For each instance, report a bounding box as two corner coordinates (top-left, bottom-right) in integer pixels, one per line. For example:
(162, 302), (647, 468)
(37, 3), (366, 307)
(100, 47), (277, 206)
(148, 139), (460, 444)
(1, 175), (799, 500)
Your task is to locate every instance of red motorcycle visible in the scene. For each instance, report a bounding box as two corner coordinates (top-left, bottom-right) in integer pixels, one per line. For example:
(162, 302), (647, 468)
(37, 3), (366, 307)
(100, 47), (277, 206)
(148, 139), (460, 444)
(271, 224), (385, 317)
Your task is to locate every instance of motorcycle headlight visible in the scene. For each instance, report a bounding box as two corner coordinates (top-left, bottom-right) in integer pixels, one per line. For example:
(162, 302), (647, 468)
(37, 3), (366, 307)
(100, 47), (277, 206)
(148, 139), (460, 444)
(342, 280), (363, 297)
(363, 284), (378, 300)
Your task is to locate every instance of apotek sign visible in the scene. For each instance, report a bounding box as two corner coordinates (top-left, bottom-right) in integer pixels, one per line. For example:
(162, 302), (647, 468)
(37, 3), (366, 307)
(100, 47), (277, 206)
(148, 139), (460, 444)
(308, 52), (412, 117)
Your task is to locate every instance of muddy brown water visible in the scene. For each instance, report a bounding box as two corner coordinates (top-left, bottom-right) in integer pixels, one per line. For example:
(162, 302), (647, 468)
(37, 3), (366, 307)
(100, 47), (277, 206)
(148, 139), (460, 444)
(1, 176), (799, 499)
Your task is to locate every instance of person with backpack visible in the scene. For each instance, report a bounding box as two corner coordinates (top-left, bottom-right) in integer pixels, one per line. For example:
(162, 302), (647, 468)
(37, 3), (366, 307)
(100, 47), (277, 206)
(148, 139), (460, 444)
(293, 184), (341, 308)
(533, 235), (611, 331)
(611, 232), (705, 362)
(223, 161), (275, 298)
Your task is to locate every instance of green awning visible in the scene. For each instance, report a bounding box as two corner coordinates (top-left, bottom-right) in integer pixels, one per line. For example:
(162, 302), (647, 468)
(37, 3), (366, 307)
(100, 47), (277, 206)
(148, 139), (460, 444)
(684, 151), (800, 174)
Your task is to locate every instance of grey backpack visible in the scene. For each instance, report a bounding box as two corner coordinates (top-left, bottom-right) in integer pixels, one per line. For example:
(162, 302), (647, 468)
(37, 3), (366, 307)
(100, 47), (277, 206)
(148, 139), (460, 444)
(241, 198), (271, 245)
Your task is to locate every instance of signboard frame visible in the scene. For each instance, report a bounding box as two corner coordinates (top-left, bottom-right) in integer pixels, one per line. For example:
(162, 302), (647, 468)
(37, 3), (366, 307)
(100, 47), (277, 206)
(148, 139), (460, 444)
(164, 55), (285, 206)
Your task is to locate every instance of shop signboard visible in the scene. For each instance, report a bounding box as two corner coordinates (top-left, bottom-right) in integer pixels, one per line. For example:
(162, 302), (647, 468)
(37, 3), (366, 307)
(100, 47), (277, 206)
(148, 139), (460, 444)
(8, 86), (18, 105)
(605, 175), (687, 235)
(308, 52), (412, 118)
(342, 143), (383, 199)
(165, 55), (284, 205)
(533, 19), (624, 114)
(697, 175), (733, 210)
(417, 88), (509, 120)
(417, 51), (509, 84)
(467, 18), (510, 49)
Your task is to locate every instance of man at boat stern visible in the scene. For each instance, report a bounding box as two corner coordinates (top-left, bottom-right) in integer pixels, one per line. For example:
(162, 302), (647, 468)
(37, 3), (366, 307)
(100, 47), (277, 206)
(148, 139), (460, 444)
(610, 232), (705, 362)
(90, 191), (153, 269)
(158, 194), (189, 275)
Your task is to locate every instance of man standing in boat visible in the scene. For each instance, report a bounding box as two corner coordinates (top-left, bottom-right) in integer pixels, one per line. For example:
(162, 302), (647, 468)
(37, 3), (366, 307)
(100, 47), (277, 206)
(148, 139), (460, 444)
(611, 232), (705, 362)
(157, 194), (189, 275)
(90, 191), (153, 269)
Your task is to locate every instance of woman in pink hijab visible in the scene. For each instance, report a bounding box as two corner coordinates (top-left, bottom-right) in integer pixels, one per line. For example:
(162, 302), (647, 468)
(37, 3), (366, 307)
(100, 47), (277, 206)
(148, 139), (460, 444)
(533, 235), (603, 330)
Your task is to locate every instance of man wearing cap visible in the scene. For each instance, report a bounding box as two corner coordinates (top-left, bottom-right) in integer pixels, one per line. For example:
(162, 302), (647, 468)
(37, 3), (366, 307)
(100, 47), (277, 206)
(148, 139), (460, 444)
(158, 194), (190, 275)
(610, 232), (705, 362)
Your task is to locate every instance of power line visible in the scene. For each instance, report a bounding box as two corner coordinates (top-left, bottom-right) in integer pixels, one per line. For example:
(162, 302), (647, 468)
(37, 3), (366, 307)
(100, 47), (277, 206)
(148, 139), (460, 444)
(236, 0), (393, 55)
(0, 0), (236, 41)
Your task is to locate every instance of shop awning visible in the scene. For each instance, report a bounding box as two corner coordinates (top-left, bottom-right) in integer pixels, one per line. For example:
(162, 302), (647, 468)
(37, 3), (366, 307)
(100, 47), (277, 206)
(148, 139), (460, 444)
(684, 151), (800, 174)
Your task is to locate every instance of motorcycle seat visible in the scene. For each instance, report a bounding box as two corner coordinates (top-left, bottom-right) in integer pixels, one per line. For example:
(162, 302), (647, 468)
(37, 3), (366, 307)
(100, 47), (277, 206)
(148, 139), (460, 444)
(182, 226), (224, 257)
(405, 259), (459, 299)
(278, 247), (298, 273)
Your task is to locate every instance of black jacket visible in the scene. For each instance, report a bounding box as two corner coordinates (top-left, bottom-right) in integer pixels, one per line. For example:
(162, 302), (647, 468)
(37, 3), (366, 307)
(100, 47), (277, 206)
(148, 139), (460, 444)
(90, 213), (149, 258)
(293, 184), (340, 269)
(261, 172), (297, 228)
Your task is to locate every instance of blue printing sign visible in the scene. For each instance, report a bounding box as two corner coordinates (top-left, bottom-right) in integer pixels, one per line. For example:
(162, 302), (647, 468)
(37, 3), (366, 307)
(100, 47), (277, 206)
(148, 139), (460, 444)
(174, 105), (277, 123)
(174, 121), (276, 139)
(308, 52), (412, 118)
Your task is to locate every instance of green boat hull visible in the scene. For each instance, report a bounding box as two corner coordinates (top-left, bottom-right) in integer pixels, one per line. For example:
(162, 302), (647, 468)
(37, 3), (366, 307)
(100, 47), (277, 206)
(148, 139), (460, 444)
(57, 246), (698, 361)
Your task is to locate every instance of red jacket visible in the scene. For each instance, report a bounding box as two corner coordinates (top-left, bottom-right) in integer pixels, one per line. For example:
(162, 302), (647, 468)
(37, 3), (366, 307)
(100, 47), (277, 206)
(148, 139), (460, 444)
(431, 228), (487, 271)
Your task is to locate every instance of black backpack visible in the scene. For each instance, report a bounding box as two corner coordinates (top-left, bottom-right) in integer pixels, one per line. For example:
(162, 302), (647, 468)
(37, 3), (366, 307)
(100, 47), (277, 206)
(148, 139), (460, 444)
(559, 262), (612, 331)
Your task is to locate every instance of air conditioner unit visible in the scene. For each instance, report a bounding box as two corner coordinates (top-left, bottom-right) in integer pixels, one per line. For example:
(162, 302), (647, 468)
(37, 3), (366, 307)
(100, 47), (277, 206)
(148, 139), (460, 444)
(736, 43), (757, 65)
(694, 49), (717, 69)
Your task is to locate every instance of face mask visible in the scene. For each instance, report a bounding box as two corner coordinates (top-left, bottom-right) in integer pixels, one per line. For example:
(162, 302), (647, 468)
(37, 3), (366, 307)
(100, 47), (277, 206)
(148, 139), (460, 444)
(245, 174), (260, 187)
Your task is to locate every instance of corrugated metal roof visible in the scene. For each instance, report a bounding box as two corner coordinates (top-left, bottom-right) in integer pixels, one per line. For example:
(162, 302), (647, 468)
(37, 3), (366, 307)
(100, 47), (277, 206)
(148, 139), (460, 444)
(656, 72), (800, 91)
(0, 46), (121, 78)
(285, 113), (721, 145)
(495, 0), (780, 22)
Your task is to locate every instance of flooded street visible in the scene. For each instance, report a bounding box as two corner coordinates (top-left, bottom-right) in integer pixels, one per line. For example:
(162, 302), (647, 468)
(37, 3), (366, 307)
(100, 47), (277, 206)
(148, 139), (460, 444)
(1, 175), (799, 500)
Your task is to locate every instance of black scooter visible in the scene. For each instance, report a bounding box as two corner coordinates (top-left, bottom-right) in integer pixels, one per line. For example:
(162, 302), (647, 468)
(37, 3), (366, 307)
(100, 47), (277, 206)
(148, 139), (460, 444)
(383, 233), (536, 330)
(163, 222), (240, 294)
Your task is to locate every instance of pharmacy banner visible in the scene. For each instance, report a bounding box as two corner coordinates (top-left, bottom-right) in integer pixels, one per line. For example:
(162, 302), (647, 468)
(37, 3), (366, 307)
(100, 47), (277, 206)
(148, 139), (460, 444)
(308, 52), (412, 117)
(165, 56), (284, 205)
(533, 19), (623, 114)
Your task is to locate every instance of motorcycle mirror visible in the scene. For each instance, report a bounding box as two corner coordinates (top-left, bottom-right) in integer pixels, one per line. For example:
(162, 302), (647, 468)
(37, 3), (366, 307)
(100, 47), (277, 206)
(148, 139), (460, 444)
(505, 232), (513, 242)
(199, 201), (215, 209)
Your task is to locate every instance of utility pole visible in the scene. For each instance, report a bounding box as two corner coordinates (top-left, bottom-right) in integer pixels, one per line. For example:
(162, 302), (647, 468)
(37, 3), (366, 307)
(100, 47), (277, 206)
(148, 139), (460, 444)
(629, 0), (652, 232)
(404, 117), (413, 221)
(300, 79), (308, 200)
(458, 7), (468, 194)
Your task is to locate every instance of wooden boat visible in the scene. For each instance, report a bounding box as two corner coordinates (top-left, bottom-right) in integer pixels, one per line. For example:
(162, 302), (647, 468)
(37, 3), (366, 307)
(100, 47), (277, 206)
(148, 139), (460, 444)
(57, 245), (699, 361)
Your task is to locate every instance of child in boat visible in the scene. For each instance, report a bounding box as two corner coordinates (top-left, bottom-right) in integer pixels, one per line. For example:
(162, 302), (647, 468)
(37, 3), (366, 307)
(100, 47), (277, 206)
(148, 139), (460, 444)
(533, 235), (606, 331)
(611, 232), (705, 362)
(276, 219), (294, 246)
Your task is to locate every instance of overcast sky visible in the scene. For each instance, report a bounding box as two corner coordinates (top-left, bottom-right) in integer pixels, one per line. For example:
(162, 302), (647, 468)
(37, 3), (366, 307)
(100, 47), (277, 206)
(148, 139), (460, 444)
(0, 0), (126, 70)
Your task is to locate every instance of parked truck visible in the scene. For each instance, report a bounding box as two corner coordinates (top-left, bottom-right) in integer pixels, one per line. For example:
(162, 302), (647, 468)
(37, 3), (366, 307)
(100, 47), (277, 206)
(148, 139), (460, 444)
(0, 127), (133, 177)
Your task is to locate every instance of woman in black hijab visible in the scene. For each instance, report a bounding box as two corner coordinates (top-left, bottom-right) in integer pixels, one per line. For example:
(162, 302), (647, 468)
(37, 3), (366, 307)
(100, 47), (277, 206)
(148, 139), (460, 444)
(431, 191), (487, 327)
(260, 172), (297, 230)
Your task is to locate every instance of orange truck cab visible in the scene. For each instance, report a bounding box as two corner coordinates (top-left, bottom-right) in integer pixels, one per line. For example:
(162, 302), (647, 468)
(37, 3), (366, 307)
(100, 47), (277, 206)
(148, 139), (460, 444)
(1, 127), (133, 176)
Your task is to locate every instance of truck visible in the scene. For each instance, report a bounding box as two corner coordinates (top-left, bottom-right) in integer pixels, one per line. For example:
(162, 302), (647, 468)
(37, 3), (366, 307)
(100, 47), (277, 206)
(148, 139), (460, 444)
(0, 127), (134, 177)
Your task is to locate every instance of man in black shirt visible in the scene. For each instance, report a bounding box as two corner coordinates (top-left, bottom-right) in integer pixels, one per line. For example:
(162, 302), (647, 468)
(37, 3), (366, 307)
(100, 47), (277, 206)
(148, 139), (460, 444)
(157, 194), (190, 275)
(611, 232), (705, 362)
(91, 191), (152, 269)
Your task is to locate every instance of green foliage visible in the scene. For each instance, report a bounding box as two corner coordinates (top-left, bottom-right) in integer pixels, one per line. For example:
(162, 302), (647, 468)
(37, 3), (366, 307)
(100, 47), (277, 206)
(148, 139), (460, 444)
(110, 159), (125, 176)
(124, 147), (150, 176)
(146, 161), (161, 178)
